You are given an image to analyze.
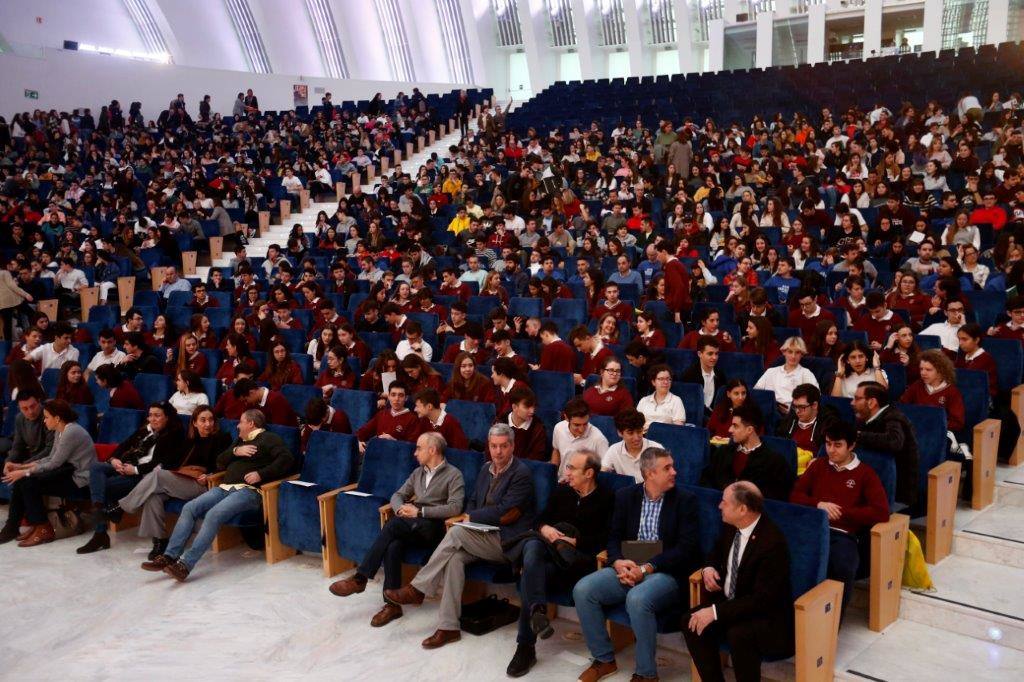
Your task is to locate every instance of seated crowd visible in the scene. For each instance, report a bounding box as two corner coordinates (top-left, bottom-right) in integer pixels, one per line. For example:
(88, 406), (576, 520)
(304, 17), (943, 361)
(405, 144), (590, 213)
(1, 79), (1023, 681)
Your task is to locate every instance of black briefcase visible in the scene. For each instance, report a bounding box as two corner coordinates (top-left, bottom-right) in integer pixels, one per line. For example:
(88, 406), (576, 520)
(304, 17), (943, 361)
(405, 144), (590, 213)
(459, 595), (521, 636)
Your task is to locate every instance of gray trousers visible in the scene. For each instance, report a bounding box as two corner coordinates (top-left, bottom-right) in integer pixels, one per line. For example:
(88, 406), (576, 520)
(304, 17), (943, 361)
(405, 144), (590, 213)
(410, 525), (506, 631)
(118, 468), (206, 539)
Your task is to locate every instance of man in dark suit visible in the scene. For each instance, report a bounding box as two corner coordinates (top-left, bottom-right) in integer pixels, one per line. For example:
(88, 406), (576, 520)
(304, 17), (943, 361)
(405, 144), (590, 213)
(852, 381), (919, 507)
(679, 336), (727, 417)
(684, 481), (794, 682)
(573, 447), (699, 682)
(702, 403), (795, 501)
(385, 422), (537, 650)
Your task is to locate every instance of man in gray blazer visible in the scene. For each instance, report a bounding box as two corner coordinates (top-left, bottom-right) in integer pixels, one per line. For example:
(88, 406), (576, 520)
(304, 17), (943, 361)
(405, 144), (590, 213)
(0, 391), (53, 469)
(385, 423), (538, 650)
(327, 432), (465, 628)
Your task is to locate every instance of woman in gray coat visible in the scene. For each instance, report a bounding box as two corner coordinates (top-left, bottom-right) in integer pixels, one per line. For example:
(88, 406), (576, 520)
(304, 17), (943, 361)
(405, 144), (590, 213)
(0, 400), (96, 547)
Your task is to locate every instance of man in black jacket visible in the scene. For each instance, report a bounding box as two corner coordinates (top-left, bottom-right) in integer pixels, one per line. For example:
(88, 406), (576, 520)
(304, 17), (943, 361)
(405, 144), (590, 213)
(702, 404), (795, 501)
(573, 447), (699, 682)
(852, 381), (919, 507)
(385, 423), (537, 651)
(505, 449), (615, 677)
(685, 481), (794, 682)
(679, 336), (726, 417)
(118, 332), (163, 378)
(141, 409), (293, 581)
(78, 402), (184, 554)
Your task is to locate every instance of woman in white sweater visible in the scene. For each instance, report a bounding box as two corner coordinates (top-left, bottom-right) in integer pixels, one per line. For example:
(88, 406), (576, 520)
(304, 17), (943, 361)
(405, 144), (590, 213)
(754, 337), (819, 413)
(636, 364), (686, 429)
(169, 370), (210, 416)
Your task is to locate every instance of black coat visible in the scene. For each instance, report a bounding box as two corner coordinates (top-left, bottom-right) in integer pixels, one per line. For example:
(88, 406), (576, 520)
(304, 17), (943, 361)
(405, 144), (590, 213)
(111, 423), (186, 476)
(701, 442), (796, 502)
(775, 404), (840, 451)
(698, 514), (794, 655)
(855, 405), (919, 507)
(678, 362), (727, 414)
(607, 484), (700, 583)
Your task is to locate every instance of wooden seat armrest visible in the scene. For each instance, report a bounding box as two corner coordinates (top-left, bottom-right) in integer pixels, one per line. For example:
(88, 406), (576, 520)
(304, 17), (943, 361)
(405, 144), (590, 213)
(868, 513), (910, 632)
(205, 472), (226, 489)
(260, 474), (300, 493)
(793, 579), (844, 681)
(316, 484), (354, 504)
(596, 550), (608, 569)
(445, 513), (469, 530)
(689, 569), (710, 608)
(925, 460), (962, 564)
(379, 503), (395, 527)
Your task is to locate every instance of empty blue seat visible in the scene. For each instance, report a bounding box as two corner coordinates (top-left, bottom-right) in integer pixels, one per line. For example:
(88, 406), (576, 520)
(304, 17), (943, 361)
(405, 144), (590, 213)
(467, 296), (502, 317)
(330, 389), (377, 432)
(672, 382), (707, 426)
(900, 404), (948, 505)
(445, 399), (496, 445)
(281, 384), (322, 419)
(646, 423), (709, 486)
(41, 368), (60, 398)
(278, 431), (357, 554)
(528, 370), (575, 416)
(98, 408), (145, 444)
(132, 373), (172, 405)
(955, 368), (990, 439)
(762, 435), (798, 473)
(551, 298), (588, 324)
(718, 352), (765, 387)
(290, 353), (314, 383)
(981, 338), (1022, 393)
(508, 297), (542, 318)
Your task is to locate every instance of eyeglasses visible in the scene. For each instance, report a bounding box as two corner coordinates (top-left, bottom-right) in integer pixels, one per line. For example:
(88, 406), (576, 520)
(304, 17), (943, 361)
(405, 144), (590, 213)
(604, 368), (622, 374)
(791, 403), (812, 411)
(947, 307), (965, 313)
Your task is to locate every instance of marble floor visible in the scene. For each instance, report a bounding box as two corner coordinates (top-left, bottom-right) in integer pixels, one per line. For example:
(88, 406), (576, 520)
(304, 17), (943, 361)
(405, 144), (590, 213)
(2, 505), (1019, 681)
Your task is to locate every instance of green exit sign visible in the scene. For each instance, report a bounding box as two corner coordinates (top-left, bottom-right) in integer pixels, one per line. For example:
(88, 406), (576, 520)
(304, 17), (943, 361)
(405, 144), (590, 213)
(24, 89), (38, 99)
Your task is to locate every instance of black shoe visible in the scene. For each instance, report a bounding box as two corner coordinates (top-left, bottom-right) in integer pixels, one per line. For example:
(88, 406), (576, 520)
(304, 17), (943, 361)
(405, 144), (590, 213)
(148, 539), (168, 561)
(76, 531), (111, 554)
(103, 503), (124, 525)
(0, 523), (18, 545)
(506, 644), (537, 678)
(530, 605), (553, 640)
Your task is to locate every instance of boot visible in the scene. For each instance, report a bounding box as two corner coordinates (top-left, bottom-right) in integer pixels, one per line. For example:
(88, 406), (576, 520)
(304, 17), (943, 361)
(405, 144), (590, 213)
(148, 538), (169, 561)
(76, 531), (111, 554)
(103, 503), (124, 525)
(0, 522), (18, 544)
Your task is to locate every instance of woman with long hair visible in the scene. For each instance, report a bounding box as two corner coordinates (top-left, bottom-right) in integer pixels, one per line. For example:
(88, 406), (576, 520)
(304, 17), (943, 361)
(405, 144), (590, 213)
(636, 363), (686, 427)
(634, 311), (666, 348)
(170, 369), (209, 415)
(480, 270), (510, 307)
(902, 348), (968, 455)
(442, 352), (496, 404)
(707, 379), (761, 439)
(112, 406), (232, 560)
(187, 313), (219, 350)
(7, 358), (44, 403)
(94, 364), (144, 409)
(886, 272), (931, 324)
(880, 324), (922, 384)
(830, 341), (888, 398)
(808, 320), (844, 360)
(55, 360), (92, 405)
(259, 338), (304, 390)
(742, 316), (780, 365)
(400, 354), (445, 396)
(954, 323), (998, 398)
(144, 313), (174, 349)
(359, 349), (400, 408)
(215, 332), (253, 386)
(308, 326), (338, 373)
(595, 313), (621, 346)
(315, 345), (357, 399)
(221, 315), (257, 352)
(171, 334), (210, 377)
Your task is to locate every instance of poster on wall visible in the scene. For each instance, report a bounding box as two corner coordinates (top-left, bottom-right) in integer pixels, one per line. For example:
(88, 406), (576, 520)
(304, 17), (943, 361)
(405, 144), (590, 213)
(293, 84), (308, 107)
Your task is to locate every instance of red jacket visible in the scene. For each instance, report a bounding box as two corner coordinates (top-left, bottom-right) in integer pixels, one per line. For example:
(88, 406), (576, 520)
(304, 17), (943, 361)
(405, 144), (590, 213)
(662, 258), (691, 314)
(539, 340), (576, 373)
(790, 457), (890, 535)
(110, 383), (144, 410)
(900, 380), (965, 432)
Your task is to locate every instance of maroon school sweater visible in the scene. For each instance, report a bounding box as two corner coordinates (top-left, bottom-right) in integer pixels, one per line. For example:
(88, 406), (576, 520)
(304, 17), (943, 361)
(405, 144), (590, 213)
(539, 340), (576, 373)
(582, 385), (635, 417)
(955, 350), (999, 397)
(900, 381), (965, 432)
(421, 412), (469, 450)
(356, 408), (423, 443)
(790, 457), (890, 535)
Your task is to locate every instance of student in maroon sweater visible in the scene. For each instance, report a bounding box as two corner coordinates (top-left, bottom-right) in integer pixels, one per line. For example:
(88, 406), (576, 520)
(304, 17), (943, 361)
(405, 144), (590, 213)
(442, 352), (497, 405)
(356, 381), (423, 453)
(790, 421), (889, 614)
(655, 240), (691, 323)
(678, 309), (736, 352)
(581, 356), (634, 417)
(441, 322), (492, 366)
(233, 378), (299, 428)
(855, 292), (903, 351)
(788, 289), (836, 340)
(94, 365), (144, 410)
(498, 386), (548, 461)
(900, 349), (966, 433)
(300, 396), (352, 452)
(955, 324), (999, 397)
(55, 361), (94, 405)
(987, 295), (1024, 347)
(590, 282), (635, 323)
(414, 389), (469, 450)
(569, 324), (614, 387)
(533, 321), (576, 374)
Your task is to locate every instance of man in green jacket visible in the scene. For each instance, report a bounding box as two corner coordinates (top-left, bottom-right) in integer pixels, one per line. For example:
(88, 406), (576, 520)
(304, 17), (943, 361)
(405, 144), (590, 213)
(141, 409), (294, 581)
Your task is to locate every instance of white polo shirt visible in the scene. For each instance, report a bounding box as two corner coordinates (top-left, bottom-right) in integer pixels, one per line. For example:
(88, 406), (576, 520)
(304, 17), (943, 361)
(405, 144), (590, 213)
(601, 437), (663, 482)
(551, 421), (609, 479)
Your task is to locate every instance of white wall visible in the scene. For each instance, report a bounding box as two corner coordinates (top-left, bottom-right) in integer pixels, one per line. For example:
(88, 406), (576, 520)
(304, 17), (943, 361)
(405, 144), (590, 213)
(0, 48), (475, 119)
(0, 0), (146, 54)
(153, 0), (249, 72)
(249, 0), (324, 77)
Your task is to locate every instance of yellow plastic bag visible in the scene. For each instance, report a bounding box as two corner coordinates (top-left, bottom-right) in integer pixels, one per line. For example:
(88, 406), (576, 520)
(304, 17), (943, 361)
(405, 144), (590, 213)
(902, 530), (934, 590)
(795, 447), (814, 476)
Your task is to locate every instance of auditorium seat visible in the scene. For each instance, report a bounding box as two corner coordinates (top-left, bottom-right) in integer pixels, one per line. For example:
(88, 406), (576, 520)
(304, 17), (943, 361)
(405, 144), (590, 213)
(330, 389), (377, 432)
(645, 423), (709, 486)
(444, 399), (495, 446)
(97, 408), (144, 444)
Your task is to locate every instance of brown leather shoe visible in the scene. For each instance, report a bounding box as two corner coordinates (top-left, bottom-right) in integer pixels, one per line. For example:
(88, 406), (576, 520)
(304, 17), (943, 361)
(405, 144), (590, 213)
(384, 584), (424, 606)
(16, 525), (34, 542)
(163, 560), (190, 582)
(328, 575), (367, 597)
(141, 555), (173, 571)
(369, 603), (403, 627)
(421, 629), (461, 649)
(17, 523), (55, 547)
(578, 660), (618, 682)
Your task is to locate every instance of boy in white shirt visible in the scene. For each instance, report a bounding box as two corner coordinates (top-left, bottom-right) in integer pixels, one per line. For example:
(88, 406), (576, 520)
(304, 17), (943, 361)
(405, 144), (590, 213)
(601, 409), (663, 483)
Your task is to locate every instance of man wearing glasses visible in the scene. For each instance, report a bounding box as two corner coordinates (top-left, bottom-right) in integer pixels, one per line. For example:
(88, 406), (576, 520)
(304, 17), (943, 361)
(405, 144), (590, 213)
(776, 384), (839, 456)
(920, 298), (966, 351)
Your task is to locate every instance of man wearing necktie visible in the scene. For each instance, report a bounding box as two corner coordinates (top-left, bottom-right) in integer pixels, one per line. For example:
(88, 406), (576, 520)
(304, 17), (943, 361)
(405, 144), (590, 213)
(684, 481), (794, 682)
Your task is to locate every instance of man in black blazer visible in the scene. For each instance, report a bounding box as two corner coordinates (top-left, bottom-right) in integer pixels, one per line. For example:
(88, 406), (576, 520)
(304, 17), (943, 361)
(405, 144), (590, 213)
(573, 447), (699, 682)
(685, 481), (794, 682)
(678, 336), (727, 417)
(852, 381), (919, 507)
(701, 403), (795, 501)
(385, 422), (537, 651)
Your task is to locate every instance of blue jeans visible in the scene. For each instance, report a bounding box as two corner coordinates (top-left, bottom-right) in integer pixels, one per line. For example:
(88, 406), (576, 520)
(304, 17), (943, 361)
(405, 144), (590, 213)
(516, 538), (559, 644)
(165, 486), (262, 570)
(89, 461), (141, 531)
(573, 567), (680, 678)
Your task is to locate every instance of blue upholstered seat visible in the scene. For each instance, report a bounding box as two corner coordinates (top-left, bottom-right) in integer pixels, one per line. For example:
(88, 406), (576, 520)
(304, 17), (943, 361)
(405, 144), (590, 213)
(646, 423), (710, 486)
(133, 373), (172, 405)
(445, 399), (496, 445)
(98, 408), (145, 443)
(330, 389), (377, 431)
(278, 432), (357, 554)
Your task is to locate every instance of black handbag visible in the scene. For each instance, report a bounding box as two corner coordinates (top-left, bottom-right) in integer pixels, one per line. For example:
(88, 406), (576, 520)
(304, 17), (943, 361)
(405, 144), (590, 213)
(459, 594), (521, 636)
